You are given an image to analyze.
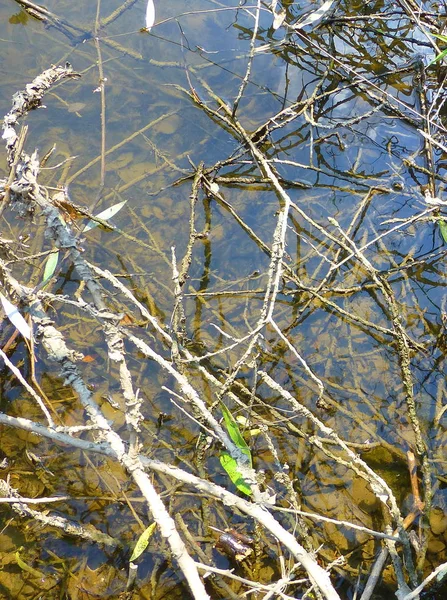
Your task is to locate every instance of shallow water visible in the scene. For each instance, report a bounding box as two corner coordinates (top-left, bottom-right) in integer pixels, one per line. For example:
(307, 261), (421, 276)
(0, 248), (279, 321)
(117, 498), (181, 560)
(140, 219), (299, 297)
(0, 1), (446, 598)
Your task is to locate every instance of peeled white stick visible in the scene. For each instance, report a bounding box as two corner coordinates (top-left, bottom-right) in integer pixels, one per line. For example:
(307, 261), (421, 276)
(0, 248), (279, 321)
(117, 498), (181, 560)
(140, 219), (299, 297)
(0, 293), (31, 340)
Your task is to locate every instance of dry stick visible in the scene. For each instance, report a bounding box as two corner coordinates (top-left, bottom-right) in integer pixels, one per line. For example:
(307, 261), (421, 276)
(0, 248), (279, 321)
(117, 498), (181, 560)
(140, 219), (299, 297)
(258, 371), (405, 522)
(70, 266), (313, 448)
(2, 65), (105, 310)
(230, 376), (408, 462)
(170, 246), (186, 365)
(333, 205), (437, 275)
(170, 164), (204, 364)
(297, 188), (376, 317)
(164, 87), (296, 405)
(270, 319), (324, 400)
(359, 547), (390, 600)
(260, 424), (317, 561)
(194, 91), (311, 402)
(202, 179), (272, 257)
(0, 125), (28, 218)
(0, 412), (342, 600)
(85, 262), (172, 342)
(101, 316), (144, 455)
(43, 278), (407, 461)
(170, 166), (219, 497)
(24, 285), (210, 600)
(12, 0), (86, 38)
(90, 255), (265, 368)
(2, 65), (80, 165)
(205, 189), (398, 343)
(0, 348), (54, 428)
(339, 211), (433, 425)
(127, 469), (210, 600)
(179, 163), (203, 289)
(206, 129), (415, 348)
(81, 49), (140, 459)
(175, 515), (241, 600)
(257, 369), (417, 596)
(400, 561), (447, 600)
(0, 479), (118, 548)
(125, 330), (267, 501)
(10, 72), (370, 596)
(6, 69), (410, 556)
(57, 259), (422, 587)
(179, 97), (341, 597)
(328, 219), (427, 588)
(64, 306), (206, 595)
(286, 281), (403, 339)
(178, 85), (416, 350)
(91, 55), (406, 558)
(2, 68), (210, 600)
(223, 105), (332, 404)
(273, 506), (399, 542)
(195, 562), (300, 599)
(232, 0), (261, 116)
(0, 496), (70, 504)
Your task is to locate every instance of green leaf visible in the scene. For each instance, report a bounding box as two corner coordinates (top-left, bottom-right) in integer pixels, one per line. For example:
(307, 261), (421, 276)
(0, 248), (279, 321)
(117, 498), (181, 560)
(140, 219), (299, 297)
(219, 403), (253, 495)
(439, 220), (447, 243)
(15, 547), (46, 579)
(432, 33), (447, 43)
(219, 452), (252, 496)
(220, 402), (252, 465)
(43, 250), (59, 283)
(130, 523), (156, 562)
(430, 48), (447, 65)
(84, 200), (127, 232)
(430, 34), (447, 65)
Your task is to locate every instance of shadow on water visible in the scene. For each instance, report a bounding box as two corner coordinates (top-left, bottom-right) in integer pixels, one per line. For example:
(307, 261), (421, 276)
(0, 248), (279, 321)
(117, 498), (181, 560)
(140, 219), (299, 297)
(0, 0), (446, 598)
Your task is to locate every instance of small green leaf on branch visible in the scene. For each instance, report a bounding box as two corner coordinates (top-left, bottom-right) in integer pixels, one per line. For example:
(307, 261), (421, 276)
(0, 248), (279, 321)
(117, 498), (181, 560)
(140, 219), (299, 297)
(84, 200), (127, 232)
(219, 452), (252, 496)
(43, 250), (59, 283)
(438, 220), (447, 243)
(219, 403), (252, 495)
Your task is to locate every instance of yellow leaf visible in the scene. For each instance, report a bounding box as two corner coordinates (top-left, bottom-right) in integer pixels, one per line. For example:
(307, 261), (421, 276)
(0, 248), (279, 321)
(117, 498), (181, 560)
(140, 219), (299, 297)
(130, 523), (156, 562)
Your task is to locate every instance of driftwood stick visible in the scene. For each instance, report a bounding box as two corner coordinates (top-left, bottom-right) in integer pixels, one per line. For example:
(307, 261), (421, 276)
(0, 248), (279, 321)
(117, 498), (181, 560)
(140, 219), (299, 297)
(0, 410), (341, 600)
